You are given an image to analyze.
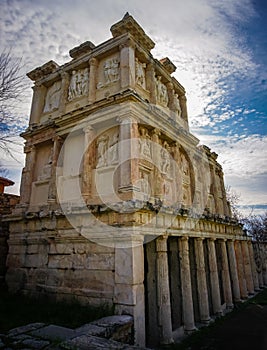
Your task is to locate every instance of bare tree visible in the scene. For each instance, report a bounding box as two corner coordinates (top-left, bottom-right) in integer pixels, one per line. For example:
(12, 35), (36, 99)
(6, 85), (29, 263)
(242, 212), (267, 242)
(225, 185), (242, 220)
(0, 49), (27, 158)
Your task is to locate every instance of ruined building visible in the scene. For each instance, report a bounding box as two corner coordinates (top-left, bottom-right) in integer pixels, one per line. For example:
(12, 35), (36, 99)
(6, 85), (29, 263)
(5, 14), (267, 347)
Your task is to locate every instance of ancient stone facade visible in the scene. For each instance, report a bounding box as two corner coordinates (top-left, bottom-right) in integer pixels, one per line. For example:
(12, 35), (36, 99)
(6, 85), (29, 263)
(5, 14), (267, 347)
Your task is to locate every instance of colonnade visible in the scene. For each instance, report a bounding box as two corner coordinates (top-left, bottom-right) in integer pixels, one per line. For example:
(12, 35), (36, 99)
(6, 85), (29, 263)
(145, 234), (265, 346)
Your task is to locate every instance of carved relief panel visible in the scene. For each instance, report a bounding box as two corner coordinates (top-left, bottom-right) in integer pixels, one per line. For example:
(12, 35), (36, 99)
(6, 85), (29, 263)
(43, 81), (62, 113)
(97, 55), (120, 90)
(135, 58), (146, 89)
(68, 68), (89, 101)
(96, 129), (119, 169)
(156, 76), (168, 107)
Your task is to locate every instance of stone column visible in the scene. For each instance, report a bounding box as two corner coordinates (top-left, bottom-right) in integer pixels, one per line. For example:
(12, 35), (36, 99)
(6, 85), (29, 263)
(227, 240), (241, 302)
(146, 62), (157, 104)
(88, 58), (98, 104)
(82, 125), (95, 202)
(178, 94), (188, 124)
(235, 240), (248, 299)
(114, 235), (145, 347)
(48, 136), (63, 203)
(220, 239), (233, 309)
(29, 84), (46, 125)
(179, 236), (196, 332)
(119, 39), (135, 89)
(207, 238), (222, 315)
(20, 145), (36, 205)
(58, 72), (70, 114)
(241, 240), (255, 295)
(156, 236), (173, 344)
(248, 241), (260, 291)
(194, 238), (211, 323)
(118, 115), (139, 195)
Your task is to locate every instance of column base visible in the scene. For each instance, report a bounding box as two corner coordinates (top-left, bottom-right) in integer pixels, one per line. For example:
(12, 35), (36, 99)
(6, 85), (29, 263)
(184, 326), (197, 335)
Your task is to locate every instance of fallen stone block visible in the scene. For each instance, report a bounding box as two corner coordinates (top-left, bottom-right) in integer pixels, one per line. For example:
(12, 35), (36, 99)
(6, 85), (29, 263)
(30, 324), (77, 341)
(8, 323), (45, 337)
(21, 337), (50, 349)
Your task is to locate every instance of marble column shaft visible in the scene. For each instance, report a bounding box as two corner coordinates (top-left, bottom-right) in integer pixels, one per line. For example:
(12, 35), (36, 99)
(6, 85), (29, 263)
(248, 241), (260, 291)
(220, 239), (233, 308)
(235, 241), (248, 299)
(241, 240), (255, 294)
(194, 238), (210, 323)
(227, 240), (241, 302)
(179, 236), (196, 331)
(207, 238), (222, 315)
(156, 236), (173, 344)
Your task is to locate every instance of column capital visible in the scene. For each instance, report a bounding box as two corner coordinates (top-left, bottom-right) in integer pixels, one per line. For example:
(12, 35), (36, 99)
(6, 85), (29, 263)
(89, 57), (98, 66)
(156, 235), (168, 252)
(119, 37), (136, 50)
(180, 235), (189, 242)
(83, 124), (95, 134)
(117, 114), (139, 124)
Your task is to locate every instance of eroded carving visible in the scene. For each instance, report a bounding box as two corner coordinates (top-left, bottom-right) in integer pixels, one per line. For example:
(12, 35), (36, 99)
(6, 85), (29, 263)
(68, 68), (89, 101)
(135, 58), (146, 89)
(156, 76), (168, 106)
(43, 81), (61, 113)
(139, 127), (151, 159)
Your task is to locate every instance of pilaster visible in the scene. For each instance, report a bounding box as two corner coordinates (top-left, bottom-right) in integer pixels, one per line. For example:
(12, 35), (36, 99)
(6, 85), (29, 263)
(58, 72), (70, 114)
(82, 125), (96, 201)
(29, 84), (46, 125)
(118, 115), (139, 195)
(88, 58), (98, 104)
(48, 136), (63, 203)
(119, 38), (136, 89)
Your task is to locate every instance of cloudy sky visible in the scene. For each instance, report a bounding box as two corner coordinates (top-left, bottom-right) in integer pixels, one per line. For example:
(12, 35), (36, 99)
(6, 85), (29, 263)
(1, 0), (266, 215)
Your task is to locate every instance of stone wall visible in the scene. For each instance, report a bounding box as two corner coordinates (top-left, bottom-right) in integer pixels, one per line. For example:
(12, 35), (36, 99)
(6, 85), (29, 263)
(0, 193), (20, 286)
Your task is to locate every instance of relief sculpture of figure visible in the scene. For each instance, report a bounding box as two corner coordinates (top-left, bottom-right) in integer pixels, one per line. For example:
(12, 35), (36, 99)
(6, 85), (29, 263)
(135, 58), (146, 89)
(38, 148), (53, 181)
(96, 135), (109, 168)
(43, 81), (61, 113)
(139, 127), (151, 159)
(108, 131), (119, 164)
(173, 93), (182, 117)
(181, 154), (189, 176)
(160, 141), (171, 174)
(103, 58), (119, 84)
(68, 68), (88, 101)
(156, 76), (168, 106)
